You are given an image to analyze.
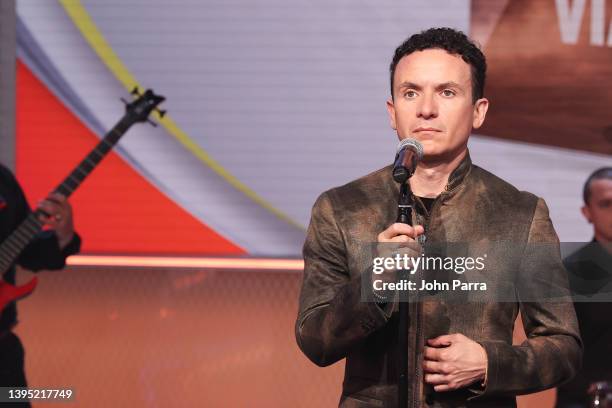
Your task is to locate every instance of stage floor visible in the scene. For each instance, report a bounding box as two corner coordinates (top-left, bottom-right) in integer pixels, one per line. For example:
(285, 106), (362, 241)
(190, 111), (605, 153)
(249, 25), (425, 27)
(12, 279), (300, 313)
(14, 264), (553, 407)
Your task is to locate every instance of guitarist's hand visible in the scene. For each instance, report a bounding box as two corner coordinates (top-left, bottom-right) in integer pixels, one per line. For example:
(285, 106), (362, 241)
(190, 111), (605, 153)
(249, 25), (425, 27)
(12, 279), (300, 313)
(37, 193), (75, 249)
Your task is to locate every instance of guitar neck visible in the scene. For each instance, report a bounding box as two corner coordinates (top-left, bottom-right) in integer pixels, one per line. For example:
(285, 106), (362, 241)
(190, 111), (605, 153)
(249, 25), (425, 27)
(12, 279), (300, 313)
(0, 213), (42, 274)
(0, 115), (133, 275)
(54, 116), (132, 198)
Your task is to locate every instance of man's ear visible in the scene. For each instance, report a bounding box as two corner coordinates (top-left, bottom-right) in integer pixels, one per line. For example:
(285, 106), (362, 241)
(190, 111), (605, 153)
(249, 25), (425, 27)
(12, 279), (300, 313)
(386, 98), (397, 130)
(472, 98), (489, 129)
(581, 205), (593, 224)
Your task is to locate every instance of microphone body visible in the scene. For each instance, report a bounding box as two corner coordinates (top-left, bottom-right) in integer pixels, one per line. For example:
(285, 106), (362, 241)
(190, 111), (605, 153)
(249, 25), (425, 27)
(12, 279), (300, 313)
(393, 138), (424, 223)
(393, 138), (424, 184)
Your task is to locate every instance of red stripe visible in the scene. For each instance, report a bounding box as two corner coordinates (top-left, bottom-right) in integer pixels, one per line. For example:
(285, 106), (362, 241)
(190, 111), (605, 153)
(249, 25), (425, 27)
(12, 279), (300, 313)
(16, 60), (244, 255)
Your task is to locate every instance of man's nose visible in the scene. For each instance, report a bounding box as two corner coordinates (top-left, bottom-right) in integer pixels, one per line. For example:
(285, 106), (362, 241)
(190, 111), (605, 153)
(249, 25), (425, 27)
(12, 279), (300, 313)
(417, 93), (438, 119)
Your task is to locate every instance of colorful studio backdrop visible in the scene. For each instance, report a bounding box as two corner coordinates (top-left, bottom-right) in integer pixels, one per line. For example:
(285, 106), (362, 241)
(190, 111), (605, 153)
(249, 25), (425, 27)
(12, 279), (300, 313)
(15, 0), (612, 256)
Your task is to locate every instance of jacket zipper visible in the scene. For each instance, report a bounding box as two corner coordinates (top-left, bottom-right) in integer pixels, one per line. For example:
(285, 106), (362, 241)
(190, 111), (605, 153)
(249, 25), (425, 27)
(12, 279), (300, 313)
(411, 167), (467, 407)
(412, 190), (447, 408)
(412, 203), (429, 408)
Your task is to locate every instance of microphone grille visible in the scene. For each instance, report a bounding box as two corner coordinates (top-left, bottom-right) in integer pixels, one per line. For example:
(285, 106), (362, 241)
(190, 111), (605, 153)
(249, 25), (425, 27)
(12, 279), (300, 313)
(396, 138), (424, 161)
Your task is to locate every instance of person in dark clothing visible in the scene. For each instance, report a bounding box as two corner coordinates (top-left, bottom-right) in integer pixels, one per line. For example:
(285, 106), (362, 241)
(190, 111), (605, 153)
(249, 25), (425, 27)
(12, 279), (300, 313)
(0, 164), (80, 406)
(557, 167), (612, 408)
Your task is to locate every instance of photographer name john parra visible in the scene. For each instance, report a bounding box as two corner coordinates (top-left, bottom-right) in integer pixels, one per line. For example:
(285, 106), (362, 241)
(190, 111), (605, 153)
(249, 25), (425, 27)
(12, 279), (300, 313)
(373, 279), (487, 292)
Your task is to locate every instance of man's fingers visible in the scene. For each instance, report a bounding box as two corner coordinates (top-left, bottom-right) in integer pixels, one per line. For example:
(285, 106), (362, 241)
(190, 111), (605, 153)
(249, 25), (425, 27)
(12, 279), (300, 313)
(388, 235), (413, 243)
(423, 346), (443, 361)
(427, 338), (451, 347)
(37, 194), (71, 216)
(422, 360), (451, 374)
(389, 223), (422, 238)
(433, 384), (454, 392)
(38, 215), (53, 225)
(37, 200), (60, 216)
(36, 194), (72, 228)
(37, 212), (60, 225)
(424, 373), (449, 385)
(378, 223), (424, 241)
(46, 193), (66, 204)
(428, 334), (459, 347)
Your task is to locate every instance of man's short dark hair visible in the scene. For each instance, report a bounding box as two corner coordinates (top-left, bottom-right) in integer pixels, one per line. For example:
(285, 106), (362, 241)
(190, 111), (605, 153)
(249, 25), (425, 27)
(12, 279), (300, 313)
(583, 167), (612, 204)
(389, 27), (486, 103)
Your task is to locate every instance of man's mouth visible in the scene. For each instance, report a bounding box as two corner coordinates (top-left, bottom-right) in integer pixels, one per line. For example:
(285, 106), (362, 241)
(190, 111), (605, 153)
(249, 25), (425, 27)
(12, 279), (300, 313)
(414, 127), (441, 133)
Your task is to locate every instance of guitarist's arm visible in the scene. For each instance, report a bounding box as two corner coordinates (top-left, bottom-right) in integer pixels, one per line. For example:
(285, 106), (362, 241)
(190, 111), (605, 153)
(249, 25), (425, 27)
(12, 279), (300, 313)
(8, 176), (81, 271)
(19, 230), (81, 271)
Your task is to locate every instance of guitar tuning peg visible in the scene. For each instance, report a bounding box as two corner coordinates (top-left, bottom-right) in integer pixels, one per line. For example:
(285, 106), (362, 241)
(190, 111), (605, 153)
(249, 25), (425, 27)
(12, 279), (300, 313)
(156, 109), (167, 118)
(120, 97), (129, 106)
(147, 119), (158, 127)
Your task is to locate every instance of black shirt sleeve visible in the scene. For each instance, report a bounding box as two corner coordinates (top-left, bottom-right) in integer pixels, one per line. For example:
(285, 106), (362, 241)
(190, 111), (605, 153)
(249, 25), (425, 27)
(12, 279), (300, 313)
(18, 231), (81, 271)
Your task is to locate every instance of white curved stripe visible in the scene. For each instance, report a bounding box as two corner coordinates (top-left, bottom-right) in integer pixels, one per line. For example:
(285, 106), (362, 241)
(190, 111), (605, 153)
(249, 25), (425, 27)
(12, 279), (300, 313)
(469, 134), (611, 242)
(17, 1), (306, 255)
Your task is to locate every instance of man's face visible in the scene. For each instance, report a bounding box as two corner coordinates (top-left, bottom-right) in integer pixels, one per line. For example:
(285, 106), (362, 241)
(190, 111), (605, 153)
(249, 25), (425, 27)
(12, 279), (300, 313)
(582, 179), (612, 243)
(386, 49), (488, 162)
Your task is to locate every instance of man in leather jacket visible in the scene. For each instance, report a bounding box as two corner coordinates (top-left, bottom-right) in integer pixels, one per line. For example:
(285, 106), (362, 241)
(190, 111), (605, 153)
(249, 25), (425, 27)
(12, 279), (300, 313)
(295, 28), (582, 407)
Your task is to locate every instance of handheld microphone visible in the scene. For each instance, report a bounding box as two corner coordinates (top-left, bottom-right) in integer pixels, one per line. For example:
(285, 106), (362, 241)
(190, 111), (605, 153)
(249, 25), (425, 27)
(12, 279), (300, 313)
(393, 138), (424, 183)
(393, 138), (424, 407)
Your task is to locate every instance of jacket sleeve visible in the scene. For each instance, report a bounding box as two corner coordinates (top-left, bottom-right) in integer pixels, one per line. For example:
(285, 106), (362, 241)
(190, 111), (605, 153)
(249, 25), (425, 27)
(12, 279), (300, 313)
(18, 231), (81, 271)
(295, 192), (391, 367)
(477, 198), (582, 396)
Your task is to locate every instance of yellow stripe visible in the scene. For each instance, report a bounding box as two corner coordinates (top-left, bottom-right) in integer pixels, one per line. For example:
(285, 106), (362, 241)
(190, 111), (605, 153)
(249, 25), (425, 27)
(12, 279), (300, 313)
(58, 0), (303, 230)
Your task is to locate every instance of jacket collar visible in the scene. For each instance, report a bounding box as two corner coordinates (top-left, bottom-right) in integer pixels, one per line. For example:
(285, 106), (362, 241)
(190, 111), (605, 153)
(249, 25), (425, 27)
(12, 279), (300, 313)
(443, 150), (472, 195)
(387, 149), (473, 202)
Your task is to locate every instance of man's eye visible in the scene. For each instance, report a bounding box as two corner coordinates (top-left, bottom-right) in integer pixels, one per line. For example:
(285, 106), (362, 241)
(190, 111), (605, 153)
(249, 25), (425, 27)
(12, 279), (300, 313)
(404, 90), (417, 98)
(441, 89), (455, 97)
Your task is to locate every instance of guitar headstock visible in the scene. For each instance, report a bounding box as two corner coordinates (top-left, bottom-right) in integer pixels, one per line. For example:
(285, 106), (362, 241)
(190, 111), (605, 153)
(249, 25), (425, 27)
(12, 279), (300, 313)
(123, 87), (166, 125)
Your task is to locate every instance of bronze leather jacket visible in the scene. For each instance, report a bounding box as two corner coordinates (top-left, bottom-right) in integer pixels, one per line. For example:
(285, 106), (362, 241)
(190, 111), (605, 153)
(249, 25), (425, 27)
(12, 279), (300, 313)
(295, 153), (582, 407)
